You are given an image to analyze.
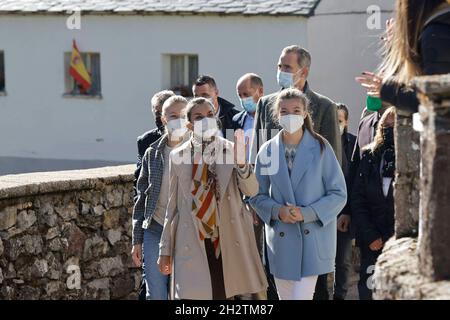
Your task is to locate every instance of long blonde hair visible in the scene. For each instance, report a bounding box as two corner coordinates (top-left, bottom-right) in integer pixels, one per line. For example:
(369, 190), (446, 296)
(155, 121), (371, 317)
(378, 0), (446, 83)
(272, 88), (326, 153)
(363, 107), (397, 153)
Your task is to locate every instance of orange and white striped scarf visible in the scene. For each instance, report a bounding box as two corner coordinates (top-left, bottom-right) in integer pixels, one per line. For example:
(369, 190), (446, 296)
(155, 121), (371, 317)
(191, 160), (221, 258)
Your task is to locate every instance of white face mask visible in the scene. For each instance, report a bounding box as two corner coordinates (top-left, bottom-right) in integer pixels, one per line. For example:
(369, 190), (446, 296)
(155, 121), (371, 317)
(339, 124), (345, 136)
(166, 118), (188, 140)
(279, 114), (304, 134)
(193, 117), (218, 140)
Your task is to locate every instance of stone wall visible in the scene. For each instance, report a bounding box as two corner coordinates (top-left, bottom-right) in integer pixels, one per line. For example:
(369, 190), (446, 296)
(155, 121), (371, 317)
(394, 111), (420, 238)
(374, 74), (450, 299)
(373, 237), (450, 300)
(0, 165), (140, 300)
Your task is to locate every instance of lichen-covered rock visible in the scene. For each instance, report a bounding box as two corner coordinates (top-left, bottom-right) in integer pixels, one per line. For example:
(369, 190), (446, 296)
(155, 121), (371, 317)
(6, 234), (43, 260)
(0, 206), (17, 230)
(80, 202), (90, 215)
(5, 262), (16, 279)
(0, 226), (24, 240)
(39, 203), (58, 227)
(103, 209), (120, 229)
(45, 252), (62, 280)
(85, 278), (110, 300)
(93, 205), (105, 216)
(106, 188), (123, 208)
(45, 226), (60, 240)
(55, 203), (78, 221)
(16, 210), (37, 230)
(374, 237), (450, 300)
(106, 228), (122, 245)
(63, 224), (86, 257)
(48, 238), (68, 252)
(31, 258), (49, 278)
(83, 234), (108, 260)
(45, 281), (63, 298)
(1, 286), (14, 300)
(98, 256), (124, 277)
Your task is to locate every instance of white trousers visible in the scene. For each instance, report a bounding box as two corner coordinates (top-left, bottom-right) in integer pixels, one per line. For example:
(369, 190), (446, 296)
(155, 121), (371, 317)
(274, 276), (318, 300)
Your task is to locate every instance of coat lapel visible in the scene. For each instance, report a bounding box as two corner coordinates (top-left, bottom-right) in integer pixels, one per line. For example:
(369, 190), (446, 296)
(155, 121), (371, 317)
(272, 132), (296, 205)
(215, 138), (234, 202)
(173, 140), (193, 200)
(290, 130), (315, 192)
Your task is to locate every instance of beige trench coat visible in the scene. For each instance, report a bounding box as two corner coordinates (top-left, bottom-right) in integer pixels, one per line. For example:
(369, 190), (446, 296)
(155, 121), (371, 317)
(159, 137), (268, 300)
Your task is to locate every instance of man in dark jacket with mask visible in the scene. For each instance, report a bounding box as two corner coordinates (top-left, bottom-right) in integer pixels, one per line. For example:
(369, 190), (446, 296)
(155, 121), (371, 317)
(135, 90), (175, 193)
(192, 75), (240, 140)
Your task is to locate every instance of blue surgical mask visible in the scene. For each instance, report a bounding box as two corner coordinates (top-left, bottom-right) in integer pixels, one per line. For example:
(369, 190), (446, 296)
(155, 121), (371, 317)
(240, 96), (257, 113)
(277, 70), (294, 88)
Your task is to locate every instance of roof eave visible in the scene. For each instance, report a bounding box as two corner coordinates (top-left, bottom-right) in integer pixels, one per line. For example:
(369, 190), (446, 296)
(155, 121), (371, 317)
(0, 10), (312, 18)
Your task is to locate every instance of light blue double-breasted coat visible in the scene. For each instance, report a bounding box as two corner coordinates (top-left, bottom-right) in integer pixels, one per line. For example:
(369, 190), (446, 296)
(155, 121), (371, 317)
(249, 129), (347, 281)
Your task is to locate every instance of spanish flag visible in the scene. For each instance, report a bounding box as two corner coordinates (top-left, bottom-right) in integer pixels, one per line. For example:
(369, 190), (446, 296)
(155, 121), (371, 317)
(69, 40), (92, 92)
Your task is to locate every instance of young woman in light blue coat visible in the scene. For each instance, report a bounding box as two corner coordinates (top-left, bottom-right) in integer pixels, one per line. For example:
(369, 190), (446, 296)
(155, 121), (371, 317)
(249, 88), (347, 300)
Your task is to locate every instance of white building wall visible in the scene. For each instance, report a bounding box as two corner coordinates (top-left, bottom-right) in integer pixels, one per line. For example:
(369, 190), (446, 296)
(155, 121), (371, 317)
(0, 14), (307, 173)
(307, 0), (394, 134)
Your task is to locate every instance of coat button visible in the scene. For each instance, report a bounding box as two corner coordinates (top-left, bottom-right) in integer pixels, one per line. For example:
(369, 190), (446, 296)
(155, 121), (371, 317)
(279, 232), (285, 237)
(230, 218), (235, 224)
(304, 229), (310, 235)
(184, 245), (189, 251)
(235, 241), (240, 247)
(227, 195), (231, 200)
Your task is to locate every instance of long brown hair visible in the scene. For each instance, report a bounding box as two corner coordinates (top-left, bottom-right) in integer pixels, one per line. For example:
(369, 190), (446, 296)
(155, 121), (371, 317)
(363, 107), (397, 153)
(272, 88), (326, 153)
(378, 0), (447, 83)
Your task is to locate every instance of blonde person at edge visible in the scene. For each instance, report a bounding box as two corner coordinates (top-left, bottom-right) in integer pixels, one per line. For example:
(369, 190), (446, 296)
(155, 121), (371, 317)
(249, 88), (347, 300)
(131, 95), (189, 300)
(157, 97), (268, 300)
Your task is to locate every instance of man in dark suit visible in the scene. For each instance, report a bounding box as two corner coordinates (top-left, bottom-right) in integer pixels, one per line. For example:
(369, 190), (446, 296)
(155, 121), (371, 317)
(334, 103), (357, 300)
(249, 45), (341, 300)
(192, 75), (240, 140)
(134, 89), (175, 300)
(231, 73), (267, 300)
(232, 73), (264, 161)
